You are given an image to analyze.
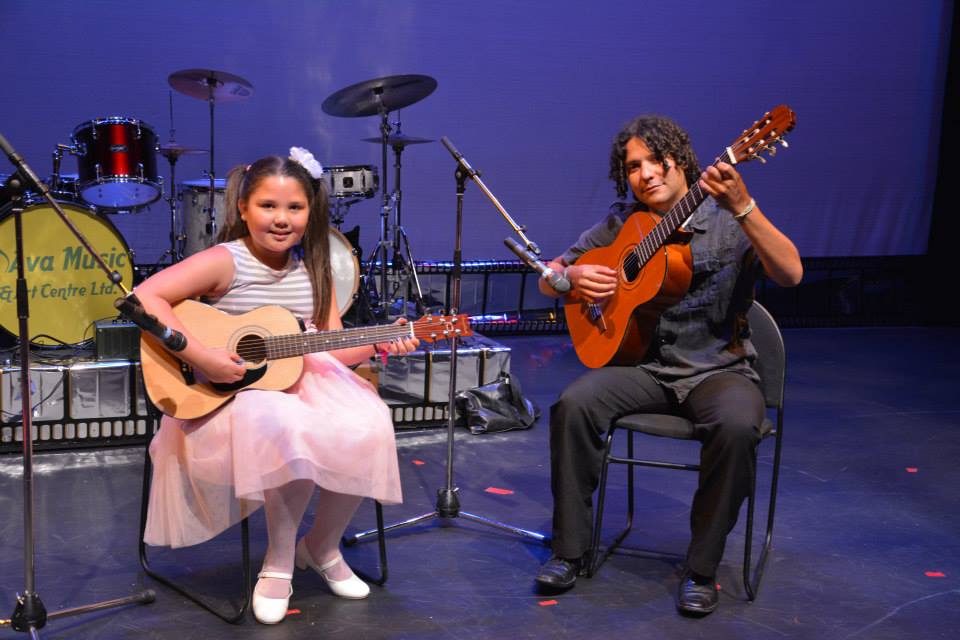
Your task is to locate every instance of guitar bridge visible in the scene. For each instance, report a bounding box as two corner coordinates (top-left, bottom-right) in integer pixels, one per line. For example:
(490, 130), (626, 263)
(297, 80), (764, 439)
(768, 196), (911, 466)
(588, 303), (608, 333)
(179, 361), (196, 386)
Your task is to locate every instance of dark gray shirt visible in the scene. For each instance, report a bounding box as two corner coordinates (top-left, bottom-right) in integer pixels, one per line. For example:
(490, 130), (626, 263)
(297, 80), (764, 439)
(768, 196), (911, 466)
(561, 198), (761, 402)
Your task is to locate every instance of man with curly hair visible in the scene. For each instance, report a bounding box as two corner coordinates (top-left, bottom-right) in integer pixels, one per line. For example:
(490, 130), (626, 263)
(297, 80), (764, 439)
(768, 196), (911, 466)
(534, 115), (802, 616)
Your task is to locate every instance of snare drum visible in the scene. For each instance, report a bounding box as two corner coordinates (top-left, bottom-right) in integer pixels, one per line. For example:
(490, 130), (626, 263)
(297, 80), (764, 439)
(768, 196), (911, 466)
(180, 178), (226, 257)
(72, 117), (162, 209)
(0, 199), (134, 345)
(329, 226), (359, 316)
(321, 165), (378, 199)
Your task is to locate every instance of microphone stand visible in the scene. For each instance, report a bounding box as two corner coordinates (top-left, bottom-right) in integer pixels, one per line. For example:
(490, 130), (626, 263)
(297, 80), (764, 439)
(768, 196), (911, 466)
(345, 146), (546, 547)
(0, 134), (155, 638)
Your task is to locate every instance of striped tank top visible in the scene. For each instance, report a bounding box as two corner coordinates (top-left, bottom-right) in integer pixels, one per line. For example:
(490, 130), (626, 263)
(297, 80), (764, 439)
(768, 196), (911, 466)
(204, 239), (315, 321)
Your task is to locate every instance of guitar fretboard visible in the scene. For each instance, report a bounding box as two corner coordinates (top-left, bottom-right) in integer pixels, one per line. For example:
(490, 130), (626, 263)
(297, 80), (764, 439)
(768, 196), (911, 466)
(229, 323), (415, 361)
(622, 150), (732, 278)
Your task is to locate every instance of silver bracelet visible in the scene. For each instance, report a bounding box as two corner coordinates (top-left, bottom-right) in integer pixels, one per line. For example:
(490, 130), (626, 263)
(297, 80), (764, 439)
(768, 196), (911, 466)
(733, 198), (756, 221)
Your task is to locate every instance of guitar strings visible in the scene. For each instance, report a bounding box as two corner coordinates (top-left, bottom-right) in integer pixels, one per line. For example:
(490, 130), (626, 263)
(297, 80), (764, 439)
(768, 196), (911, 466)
(231, 320), (462, 361)
(619, 151), (728, 279)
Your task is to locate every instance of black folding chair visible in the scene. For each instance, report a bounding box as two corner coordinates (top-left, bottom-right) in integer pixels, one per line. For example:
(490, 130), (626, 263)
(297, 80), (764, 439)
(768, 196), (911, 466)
(588, 301), (786, 600)
(138, 418), (388, 623)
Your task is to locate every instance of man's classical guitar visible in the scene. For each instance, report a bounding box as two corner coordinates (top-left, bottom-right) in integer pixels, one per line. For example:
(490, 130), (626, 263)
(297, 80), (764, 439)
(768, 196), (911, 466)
(141, 299), (472, 419)
(564, 105), (796, 368)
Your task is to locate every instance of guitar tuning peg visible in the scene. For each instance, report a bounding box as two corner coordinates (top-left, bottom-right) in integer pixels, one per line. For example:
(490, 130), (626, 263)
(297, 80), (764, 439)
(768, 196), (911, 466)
(766, 145), (777, 156)
(756, 156), (767, 164)
(780, 139), (789, 148)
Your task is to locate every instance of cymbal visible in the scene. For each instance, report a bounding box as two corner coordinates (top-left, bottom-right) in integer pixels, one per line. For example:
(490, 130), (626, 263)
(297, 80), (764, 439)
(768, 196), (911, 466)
(322, 74), (437, 117)
(158, 142), (209, 158)
(361, 133), (434, 147)
(168, 69), (254, 102)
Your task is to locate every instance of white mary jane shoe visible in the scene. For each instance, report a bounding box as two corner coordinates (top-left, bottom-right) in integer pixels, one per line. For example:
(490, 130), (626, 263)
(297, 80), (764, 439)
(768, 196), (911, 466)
(253, 571), (293, 624)
(295, 539), (370, 599)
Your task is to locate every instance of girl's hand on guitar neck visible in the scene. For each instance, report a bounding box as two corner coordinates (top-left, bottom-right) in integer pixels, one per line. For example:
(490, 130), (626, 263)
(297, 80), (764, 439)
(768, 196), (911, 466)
(374, 318), (420, 357)
(567, 263), (618, 303)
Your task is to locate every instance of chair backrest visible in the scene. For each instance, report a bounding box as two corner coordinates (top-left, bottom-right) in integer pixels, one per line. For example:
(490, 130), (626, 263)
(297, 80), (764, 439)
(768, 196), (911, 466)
(746, 301), (786, 410)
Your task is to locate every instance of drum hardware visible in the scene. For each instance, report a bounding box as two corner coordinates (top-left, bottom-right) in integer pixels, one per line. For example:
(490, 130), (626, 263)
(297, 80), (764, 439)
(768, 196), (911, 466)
(321, 164), (379, 229)
(168, 68), (254, 258)
(155, 89), (209, 264)
(157, 143), (207, 264)
(321, 74), (437, 319)
(0, 132), (155, 635)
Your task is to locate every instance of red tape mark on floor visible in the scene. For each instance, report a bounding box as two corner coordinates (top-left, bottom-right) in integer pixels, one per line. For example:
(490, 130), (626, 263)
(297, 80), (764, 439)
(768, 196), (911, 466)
(286, 608), (301, 615)
(412, 460), (426, 466)
(905, 467), (919, 473)
(925, 571), (946, 578)
(538, 600), (558, 606)
(485, 487), (515, 495)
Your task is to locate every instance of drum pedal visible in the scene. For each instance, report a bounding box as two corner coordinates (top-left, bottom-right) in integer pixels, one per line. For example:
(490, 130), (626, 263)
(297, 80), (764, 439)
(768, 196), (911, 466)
(94, 319), (140, 361)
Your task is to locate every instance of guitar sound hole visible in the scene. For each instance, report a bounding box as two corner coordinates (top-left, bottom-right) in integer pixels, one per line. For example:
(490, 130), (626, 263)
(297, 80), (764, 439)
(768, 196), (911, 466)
(622, 254), (641, 283)
(236, 334), (267, 364)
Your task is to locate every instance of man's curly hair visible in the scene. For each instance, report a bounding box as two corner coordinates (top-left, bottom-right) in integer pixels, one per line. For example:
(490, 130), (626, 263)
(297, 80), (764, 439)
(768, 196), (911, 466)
(608, 115), (701, 201)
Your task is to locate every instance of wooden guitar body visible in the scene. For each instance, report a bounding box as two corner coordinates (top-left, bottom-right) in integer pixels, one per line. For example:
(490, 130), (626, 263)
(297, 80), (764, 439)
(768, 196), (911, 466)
(140, 300), (471, 420)
(563, 211), (693, 368)
(141, 302), (305, 420)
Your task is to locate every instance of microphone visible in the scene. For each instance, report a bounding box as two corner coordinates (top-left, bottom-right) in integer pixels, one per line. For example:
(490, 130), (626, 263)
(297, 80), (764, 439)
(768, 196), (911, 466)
(0, 132), (50, 196)
(114, 293), (188, 352)
(504, 237), (571, 294)
(440, 136), (478, 177)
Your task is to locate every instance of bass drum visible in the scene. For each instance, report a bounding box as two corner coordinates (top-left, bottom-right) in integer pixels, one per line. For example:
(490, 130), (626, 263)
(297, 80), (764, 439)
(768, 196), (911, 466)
(329, 226), (359, 316)
(0, 199), (134, 345)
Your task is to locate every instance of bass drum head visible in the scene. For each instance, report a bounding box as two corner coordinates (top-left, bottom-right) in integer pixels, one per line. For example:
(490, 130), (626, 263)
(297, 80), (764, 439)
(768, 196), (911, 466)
(0, 200), (134, 345)
(329, 226), (359, 316)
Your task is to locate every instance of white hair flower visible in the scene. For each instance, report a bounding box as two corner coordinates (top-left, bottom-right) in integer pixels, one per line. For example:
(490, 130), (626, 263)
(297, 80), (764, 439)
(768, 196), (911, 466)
(289, 146), (324, 179)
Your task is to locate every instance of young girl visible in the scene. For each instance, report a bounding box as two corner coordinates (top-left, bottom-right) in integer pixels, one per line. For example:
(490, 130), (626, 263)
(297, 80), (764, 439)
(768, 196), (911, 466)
(137, 155), (417, 624)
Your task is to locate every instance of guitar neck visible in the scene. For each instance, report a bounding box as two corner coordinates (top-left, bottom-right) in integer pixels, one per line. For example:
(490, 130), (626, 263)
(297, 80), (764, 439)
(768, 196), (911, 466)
(264, 323), (412, 360)
(632, 151), (732, 267)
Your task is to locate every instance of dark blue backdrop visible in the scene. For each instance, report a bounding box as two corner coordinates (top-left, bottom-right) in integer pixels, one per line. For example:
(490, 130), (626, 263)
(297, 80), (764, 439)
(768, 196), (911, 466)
(0, 0), (952, 263)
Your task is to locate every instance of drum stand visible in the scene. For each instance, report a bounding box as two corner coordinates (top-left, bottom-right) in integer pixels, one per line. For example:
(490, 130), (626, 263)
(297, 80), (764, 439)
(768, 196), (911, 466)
(0, 138), (154, 638)
(345, 158), (546, 549)
(160, 152), (182, 264)
(366, 107), (425, 319)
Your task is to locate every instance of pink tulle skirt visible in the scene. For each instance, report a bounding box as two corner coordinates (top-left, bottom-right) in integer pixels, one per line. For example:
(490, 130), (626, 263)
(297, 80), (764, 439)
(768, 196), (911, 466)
(143, 352), (402, 548)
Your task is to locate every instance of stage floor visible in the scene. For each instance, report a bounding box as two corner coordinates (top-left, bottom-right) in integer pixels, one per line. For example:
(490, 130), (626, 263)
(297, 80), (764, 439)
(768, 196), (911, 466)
(2, 327), (959, 639)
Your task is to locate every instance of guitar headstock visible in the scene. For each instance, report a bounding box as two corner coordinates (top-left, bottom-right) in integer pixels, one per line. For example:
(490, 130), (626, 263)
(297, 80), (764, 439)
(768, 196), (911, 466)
(725, 105), (796, 166)
(411, 314), (473, 342)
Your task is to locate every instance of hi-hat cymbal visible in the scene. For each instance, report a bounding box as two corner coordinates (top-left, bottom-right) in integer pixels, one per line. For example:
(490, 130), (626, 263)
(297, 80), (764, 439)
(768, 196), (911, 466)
(158, 142), (209, 159)
(168, 69), (254, 103)
(322, 74), (437, 117)
(361, 133), (434, 147)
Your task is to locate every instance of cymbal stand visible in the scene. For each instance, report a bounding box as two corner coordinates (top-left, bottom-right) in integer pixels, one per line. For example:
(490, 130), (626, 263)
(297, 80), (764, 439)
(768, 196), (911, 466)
(387, 124), (426, 315)
(345, 156), (546, 548)
(160, 91), (182, 264)
(204, 75), (217, 245)
(0, 135), (154, 638)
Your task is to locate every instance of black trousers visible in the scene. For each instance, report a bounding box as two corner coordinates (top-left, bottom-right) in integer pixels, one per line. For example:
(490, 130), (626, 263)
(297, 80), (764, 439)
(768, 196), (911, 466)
(549, 367), (764, 577)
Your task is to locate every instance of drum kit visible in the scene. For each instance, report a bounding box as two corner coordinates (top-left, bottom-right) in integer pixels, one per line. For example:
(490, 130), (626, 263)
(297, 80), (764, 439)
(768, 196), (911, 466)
(0, 69), (438, 346)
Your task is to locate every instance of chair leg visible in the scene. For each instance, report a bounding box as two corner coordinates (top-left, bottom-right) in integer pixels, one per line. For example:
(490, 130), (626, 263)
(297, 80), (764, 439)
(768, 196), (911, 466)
(743, 421), (783, 601)
(348, 500), (389, 586)
(588, 428), (634, 577)
(138, 442), (252, 624)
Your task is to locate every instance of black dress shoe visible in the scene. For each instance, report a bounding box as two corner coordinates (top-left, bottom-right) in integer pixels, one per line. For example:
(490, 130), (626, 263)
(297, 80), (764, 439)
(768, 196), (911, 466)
(676, 572), (719, 616)
(535, 555), (583, 591)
